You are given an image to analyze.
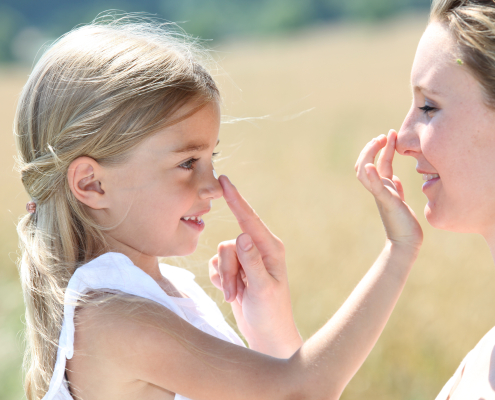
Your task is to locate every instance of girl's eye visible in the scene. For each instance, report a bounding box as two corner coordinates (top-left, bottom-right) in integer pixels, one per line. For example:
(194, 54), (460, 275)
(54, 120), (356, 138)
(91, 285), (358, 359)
(212, 152), (219, 163)
(179, 158), (199, 171)
(418, 105), (437, 115)
(178, 153), (219, 171)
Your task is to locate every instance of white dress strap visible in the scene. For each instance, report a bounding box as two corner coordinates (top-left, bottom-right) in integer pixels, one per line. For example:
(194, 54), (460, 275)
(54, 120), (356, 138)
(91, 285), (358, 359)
(42, 252), (245, 400)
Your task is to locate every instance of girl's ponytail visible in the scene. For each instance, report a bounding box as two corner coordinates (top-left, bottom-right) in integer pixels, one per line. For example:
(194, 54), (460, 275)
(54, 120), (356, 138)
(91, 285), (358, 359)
(14, 15), (219, 399)
(16, 173), (104, 398)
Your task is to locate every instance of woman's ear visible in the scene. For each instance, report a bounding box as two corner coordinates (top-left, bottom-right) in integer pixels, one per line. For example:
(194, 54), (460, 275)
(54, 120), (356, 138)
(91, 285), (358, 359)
(68, 156), (107, 209)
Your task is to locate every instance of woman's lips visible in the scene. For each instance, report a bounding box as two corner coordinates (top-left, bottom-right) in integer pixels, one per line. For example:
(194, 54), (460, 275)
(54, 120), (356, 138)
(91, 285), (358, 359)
(422, 173), (439, 181)
(422, 176), (440, 191)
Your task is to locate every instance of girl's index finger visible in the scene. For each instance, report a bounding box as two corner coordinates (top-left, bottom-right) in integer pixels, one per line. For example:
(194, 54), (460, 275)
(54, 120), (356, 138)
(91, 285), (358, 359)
(218, 175), (275, 252)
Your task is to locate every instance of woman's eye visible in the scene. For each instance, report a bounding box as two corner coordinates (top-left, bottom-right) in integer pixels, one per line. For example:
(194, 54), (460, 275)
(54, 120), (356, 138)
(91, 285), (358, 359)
(418, 105), (437, 115)
(179, 158), (199, 171)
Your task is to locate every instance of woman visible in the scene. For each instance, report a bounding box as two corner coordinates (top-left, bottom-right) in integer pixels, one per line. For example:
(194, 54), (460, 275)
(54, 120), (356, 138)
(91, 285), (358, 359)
(366, 0), (495, 397)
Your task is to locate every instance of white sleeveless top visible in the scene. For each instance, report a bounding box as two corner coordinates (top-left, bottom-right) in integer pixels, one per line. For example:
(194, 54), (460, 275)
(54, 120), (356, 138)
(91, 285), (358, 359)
(434, 326), (495, 399)
(42, 252), (245, 400)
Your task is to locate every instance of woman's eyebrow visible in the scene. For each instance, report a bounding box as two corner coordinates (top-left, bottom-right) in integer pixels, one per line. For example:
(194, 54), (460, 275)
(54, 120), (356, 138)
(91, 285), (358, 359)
(412, 84), (443, 96)
(171, 139), (220, 154)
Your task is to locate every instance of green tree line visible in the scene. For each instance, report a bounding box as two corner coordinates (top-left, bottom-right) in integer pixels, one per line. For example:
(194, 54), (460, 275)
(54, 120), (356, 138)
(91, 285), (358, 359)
(0, 0), (431, 62)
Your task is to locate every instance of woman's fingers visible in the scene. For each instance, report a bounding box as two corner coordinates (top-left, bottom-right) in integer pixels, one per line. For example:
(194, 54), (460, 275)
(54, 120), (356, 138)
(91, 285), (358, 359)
(364, 164), (388, 200)
(212, 235), (271, 302)
(219, 175), (281, 258)
(355, 135), (387, 192)
(392, 175), (405, 201)
(209, 250), (247, 304)
(208, 255), (222, 290)
(365, 164), (402, 206)
(235, 233), (270, 288)
(376, 130), (397, 179)
(236, 271), (245, 304)
(217, 240), (240, 302)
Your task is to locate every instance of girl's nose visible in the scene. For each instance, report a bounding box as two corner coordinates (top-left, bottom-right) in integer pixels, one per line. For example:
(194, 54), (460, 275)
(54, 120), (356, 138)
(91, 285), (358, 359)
(199, 168), (223, 200)
(396, 108), (421, 157)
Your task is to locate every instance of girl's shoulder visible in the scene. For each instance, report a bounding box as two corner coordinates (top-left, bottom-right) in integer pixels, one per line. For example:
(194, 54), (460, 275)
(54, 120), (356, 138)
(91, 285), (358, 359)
(68, 252), (238, 338)
(69, 252), (195, 305)
(64, 253), (249, 400)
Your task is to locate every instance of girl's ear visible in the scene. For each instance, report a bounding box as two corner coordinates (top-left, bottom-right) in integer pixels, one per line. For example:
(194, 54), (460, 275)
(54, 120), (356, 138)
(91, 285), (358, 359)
(68, 156), (107, 209)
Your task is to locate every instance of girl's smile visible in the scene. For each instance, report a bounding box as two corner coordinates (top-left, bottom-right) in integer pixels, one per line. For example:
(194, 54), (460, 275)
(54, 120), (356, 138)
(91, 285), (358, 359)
(180, 210), (209, 232)
(84, 101), (223, 262)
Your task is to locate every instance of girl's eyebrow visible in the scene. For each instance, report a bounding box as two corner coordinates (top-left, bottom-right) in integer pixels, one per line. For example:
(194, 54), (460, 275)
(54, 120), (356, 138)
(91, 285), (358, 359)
(172, 139), (220, 154)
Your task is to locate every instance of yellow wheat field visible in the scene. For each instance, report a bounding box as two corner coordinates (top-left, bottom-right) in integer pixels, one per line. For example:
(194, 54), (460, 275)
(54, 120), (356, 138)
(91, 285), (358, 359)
(1, 15), (494, 400)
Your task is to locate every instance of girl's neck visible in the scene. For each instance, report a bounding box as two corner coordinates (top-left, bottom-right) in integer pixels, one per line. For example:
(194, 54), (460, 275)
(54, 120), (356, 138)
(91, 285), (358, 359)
(101, 234), (189, 299)
(103, 234), (162, 282)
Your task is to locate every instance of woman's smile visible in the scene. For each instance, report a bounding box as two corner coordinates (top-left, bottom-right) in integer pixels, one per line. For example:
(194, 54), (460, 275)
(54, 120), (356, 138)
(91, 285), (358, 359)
(397, 21), (495, 234)
(420, 171), (440, 192)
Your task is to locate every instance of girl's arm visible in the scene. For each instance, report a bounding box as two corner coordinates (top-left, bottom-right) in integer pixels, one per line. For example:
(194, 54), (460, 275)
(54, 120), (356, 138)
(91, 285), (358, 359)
(207, 130), (422, 360)
(72, 130), (422, 399)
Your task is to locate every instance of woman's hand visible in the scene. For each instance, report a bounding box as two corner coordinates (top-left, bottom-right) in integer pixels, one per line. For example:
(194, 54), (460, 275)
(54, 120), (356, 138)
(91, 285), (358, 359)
(355, 130), (423, 252)
(209, 175), (303, 358)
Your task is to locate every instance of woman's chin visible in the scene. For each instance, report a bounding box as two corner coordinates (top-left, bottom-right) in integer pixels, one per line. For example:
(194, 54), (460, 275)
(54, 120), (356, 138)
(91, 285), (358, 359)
(424, 203), (449, 230)
(425, 203), (471, 233)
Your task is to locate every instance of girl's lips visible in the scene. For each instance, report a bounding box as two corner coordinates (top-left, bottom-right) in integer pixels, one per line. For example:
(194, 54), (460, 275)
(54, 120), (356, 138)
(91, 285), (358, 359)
(181, 218), (205, 232)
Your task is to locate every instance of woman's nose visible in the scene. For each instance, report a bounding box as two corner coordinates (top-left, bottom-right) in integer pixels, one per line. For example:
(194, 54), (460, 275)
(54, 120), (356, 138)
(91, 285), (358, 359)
(199, 167), (223, 200)
(396, 108), (421, 157)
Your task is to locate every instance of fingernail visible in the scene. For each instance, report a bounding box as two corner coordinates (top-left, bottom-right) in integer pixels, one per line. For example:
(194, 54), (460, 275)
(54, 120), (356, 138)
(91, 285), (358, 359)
(224, 290), (230, 301)
(221, 175), (235, 188)
(239, 234), (253, 251)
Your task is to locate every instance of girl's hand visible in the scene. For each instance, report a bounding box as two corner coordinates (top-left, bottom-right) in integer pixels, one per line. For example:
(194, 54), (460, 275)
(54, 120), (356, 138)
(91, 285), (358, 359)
(209, 175), (303, 358)
(355, 130), (423, 251)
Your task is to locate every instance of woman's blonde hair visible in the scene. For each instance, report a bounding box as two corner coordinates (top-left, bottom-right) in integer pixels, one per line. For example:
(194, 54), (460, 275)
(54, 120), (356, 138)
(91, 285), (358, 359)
(431, 0), (495, 107)
(14, 14), (219, 400)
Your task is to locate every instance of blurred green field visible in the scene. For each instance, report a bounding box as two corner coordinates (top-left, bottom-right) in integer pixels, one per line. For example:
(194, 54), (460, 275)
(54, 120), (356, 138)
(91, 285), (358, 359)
(2, 15), (495, 400)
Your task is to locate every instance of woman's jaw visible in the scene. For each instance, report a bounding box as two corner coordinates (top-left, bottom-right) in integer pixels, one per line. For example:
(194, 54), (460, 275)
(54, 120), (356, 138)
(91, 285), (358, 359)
(397, 21), (495, 238)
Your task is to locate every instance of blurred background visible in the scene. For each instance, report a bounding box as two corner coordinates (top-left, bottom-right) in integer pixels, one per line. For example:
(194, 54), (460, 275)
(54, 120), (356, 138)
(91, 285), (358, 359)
(2, 1), (494, 399)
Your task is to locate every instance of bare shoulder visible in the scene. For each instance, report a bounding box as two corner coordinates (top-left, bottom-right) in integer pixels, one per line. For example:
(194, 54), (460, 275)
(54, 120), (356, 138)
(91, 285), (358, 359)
(66, 292), (179, 399)
(69, 291), (188, 369)
(67, 292), (291, 400)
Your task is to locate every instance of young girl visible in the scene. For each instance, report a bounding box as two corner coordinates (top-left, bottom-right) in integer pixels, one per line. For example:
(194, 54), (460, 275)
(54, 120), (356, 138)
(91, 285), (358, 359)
(15, 16), (422, 400)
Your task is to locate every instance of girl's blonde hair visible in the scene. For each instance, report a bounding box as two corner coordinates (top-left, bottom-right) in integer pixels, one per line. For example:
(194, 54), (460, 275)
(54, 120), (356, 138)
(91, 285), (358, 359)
(14, 15), (219, 400)
(431, 0), (495, 107)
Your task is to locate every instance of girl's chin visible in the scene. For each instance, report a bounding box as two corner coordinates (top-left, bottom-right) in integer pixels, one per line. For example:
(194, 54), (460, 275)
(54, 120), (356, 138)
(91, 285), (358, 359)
(165, 245), (198, 258)
(158, 239), (200, 258)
